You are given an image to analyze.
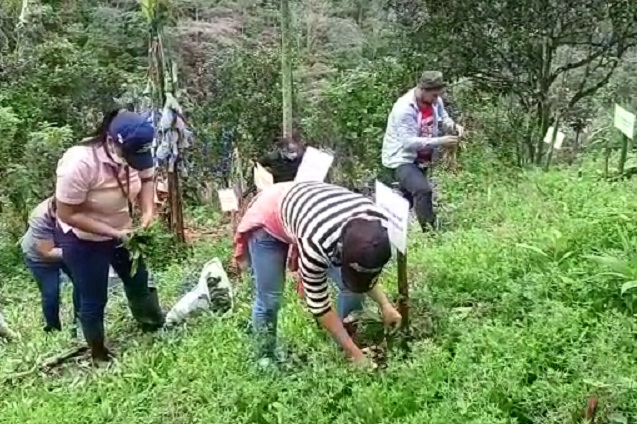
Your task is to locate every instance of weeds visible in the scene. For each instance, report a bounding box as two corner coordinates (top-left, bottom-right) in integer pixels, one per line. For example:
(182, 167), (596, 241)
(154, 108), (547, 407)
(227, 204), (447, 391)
(1, 161), (637, 423)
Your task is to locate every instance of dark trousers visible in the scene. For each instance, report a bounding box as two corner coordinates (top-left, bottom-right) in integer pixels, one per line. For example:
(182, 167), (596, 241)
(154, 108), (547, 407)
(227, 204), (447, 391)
(59, 232), (164, 351)
(25, 258), (79, 331)
(394, 163), (435, 230)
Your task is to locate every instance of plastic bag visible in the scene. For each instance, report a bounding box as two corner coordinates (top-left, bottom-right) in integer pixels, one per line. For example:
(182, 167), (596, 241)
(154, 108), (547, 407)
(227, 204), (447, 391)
(0, 310), (17, 340)
(254, 163), (274, 191)
(165, 258), (234, 326)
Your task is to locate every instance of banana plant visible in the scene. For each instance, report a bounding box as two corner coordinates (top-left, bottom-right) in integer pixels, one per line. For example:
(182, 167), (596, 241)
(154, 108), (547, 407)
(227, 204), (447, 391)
(584, 224), (637, 295)
(585, 253), (637, 295)
(515, 229), (575, 265)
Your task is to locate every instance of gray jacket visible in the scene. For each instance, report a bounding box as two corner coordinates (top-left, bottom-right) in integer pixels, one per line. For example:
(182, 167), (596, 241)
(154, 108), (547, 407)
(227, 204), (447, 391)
(381, 89), (454, 169)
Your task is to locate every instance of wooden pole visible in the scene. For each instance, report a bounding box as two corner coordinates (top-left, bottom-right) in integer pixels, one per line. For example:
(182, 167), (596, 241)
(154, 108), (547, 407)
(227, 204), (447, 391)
(281, 0), (293, 138)
(618, 133), (629, 175)
(152, 28), (185, 242)
(396, 250), (409, 328)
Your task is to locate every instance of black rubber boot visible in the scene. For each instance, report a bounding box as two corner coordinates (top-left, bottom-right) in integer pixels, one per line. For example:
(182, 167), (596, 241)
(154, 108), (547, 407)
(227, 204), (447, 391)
(89, 339), (113, 364)
(127, 287), (165, 332)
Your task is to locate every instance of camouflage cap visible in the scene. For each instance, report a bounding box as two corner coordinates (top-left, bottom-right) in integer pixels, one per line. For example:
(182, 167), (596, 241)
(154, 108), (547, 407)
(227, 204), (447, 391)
(418, 71), (445, 90)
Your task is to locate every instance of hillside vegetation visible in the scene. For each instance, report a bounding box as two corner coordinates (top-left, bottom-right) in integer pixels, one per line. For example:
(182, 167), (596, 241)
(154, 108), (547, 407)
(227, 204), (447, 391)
(1, 1), (637, 423)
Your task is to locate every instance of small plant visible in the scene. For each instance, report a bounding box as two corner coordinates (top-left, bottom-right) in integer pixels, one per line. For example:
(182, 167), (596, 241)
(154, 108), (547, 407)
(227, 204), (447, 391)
(123, 223), (189, 277)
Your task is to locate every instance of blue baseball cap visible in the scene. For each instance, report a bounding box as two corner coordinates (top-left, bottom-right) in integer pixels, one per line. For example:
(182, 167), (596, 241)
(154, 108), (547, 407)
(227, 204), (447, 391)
(109, 111), (155, 170)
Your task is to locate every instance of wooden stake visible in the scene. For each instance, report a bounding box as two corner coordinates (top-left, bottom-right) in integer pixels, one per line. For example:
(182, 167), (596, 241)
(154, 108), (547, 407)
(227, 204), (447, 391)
(396, 250), (409, 328)
(167, 168), (185, 243)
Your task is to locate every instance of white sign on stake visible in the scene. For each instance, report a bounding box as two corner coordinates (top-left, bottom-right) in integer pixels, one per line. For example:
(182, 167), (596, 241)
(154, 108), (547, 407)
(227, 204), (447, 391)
(614, 104), (635, 139)
(294, 147), (334, 182)
(374, 181), (410, 254)
(217, 189), (239, 212)
(254, 163), (274, 191)
(543, 127), (566, 150)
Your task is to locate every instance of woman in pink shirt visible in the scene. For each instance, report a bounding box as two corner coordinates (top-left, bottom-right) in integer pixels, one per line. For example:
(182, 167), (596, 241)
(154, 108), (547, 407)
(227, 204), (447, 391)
(55, 110), (164, 363)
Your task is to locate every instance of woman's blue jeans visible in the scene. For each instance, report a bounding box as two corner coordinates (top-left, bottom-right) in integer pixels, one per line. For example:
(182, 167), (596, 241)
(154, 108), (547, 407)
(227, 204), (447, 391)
(247, 228), (364, 356)
(25, 258), (79, 331)
(58, 231), (164, 349)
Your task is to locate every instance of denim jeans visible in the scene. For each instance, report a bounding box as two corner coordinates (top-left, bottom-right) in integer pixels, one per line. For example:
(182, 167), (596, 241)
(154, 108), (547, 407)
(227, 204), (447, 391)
(58, 231), (164, 351)
(25, 258), (79, 331)
(247, 228), (364, 356)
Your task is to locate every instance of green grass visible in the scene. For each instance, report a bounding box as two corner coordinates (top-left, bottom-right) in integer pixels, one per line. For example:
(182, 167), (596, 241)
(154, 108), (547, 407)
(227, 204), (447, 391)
(2, 157), (637, 423)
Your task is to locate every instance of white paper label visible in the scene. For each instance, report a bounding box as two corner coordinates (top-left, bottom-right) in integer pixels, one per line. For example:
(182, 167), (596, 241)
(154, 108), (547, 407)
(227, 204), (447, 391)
(254, 163), (274, 191)
(614, 104), (635, 139)
(374, 181), (410, 254)
(217, 189), (239, 212)
(294, 147), (334, 182)
(543, 127), (566, 150)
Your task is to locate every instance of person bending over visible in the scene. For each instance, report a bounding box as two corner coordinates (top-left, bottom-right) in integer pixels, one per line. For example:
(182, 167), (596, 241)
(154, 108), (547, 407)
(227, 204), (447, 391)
(55, 110), (165, 363)
(234, 181), (402, 367)
(21, 197), (79, 334)
(257, 136), (305, 183)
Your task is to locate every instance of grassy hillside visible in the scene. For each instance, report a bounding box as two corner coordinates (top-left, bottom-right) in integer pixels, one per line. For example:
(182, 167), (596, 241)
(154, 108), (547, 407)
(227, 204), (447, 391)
(2, 155), (637, 423)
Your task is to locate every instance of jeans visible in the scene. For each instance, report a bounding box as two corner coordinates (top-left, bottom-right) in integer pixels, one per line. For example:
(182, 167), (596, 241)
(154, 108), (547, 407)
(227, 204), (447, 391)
(25, 258), (79, 331)
(247, 228), (364, 356)
(395, 163), (435, 230)
(59, 231), (164, 352)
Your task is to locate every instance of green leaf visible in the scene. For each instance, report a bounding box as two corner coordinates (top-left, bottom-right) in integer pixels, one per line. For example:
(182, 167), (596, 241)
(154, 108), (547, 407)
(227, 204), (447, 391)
(620, 281), (637, 295)
(608, 413), (628, 424)
(515, 243), (549, 257)
(584, 254), (635, 277)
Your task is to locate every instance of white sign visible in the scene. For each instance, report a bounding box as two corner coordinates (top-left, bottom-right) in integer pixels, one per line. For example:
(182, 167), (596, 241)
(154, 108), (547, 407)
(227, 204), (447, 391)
(294, 147), (334, 182)
(374, 181), (410, 254)
(217, 189), (239, 212)
(543, 127), (566, 150)
(614, 104), (635, 139)
(254, 163), (274, 191)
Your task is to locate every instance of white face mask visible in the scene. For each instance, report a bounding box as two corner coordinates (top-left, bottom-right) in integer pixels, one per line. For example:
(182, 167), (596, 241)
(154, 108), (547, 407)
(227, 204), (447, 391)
(105, 139), (126, 165)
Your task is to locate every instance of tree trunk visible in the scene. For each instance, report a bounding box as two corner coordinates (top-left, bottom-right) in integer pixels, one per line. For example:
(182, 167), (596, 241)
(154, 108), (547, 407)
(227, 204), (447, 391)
(281, 0), (293, 138)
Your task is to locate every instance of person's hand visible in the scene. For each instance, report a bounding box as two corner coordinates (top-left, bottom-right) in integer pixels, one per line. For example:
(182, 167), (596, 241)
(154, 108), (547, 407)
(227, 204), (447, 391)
(141, 212), (154, 229)
(352, 350), (378, 370)
(440, 136), (459, 147)
(381, 304), (402, 329)
(49, 247), (63, 261)
(455, 124), (465, 138)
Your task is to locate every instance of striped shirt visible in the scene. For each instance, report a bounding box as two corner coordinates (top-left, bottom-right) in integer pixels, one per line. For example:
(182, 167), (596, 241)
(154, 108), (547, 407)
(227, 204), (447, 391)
(281, 182), (387, 316)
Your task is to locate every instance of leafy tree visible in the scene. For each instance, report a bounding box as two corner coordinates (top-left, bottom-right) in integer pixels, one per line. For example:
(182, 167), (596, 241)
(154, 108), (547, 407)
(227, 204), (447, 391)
(392, 0), (637, 163)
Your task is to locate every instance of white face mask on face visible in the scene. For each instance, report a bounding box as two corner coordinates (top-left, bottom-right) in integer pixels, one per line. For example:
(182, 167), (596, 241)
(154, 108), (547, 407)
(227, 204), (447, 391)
(105, 138), (126, 165)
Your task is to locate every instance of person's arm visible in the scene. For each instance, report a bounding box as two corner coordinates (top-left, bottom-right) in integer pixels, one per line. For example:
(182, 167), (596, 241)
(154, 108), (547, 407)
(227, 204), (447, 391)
(298, 246), (366, 362)
(257, 151), (278, 169)
(28, 208), (62, 260)
(395, 108), (448, 152)
(367, 284), (402, 328)
(437, 97), (456, 134)
(55, 149), (125, 239)
(367, 284), (392, 309)
(34, 239), (62, 260)
(56, 202), (125, 239)
(138, 169), (155, 228)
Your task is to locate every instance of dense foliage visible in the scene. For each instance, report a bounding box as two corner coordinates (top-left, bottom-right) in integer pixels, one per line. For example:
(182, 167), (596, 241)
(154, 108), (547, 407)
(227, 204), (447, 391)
(1, 1), (637, 422)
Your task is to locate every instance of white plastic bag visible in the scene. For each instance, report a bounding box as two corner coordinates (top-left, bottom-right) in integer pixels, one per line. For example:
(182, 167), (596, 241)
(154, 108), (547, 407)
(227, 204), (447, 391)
(165, 258), (234, 327)
(0, 310), (17, 340)
(254, 163), (274, 191)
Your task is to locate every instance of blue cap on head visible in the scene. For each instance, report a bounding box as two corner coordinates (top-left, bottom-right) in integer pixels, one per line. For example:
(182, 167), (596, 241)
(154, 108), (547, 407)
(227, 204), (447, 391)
(108, 111), (155, 170)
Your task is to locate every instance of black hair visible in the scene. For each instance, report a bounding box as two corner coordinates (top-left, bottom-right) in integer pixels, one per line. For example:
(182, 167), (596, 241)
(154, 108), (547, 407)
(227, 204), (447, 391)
(82, 109), (122, 146)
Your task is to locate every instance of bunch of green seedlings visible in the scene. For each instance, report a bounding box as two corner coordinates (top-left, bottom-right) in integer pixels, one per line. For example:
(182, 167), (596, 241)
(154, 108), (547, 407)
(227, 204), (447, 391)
(122, 223), (189, 277)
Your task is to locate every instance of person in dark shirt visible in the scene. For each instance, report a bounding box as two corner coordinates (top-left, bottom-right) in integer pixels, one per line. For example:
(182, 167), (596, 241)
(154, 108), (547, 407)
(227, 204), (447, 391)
(257, 136), (305, 183)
